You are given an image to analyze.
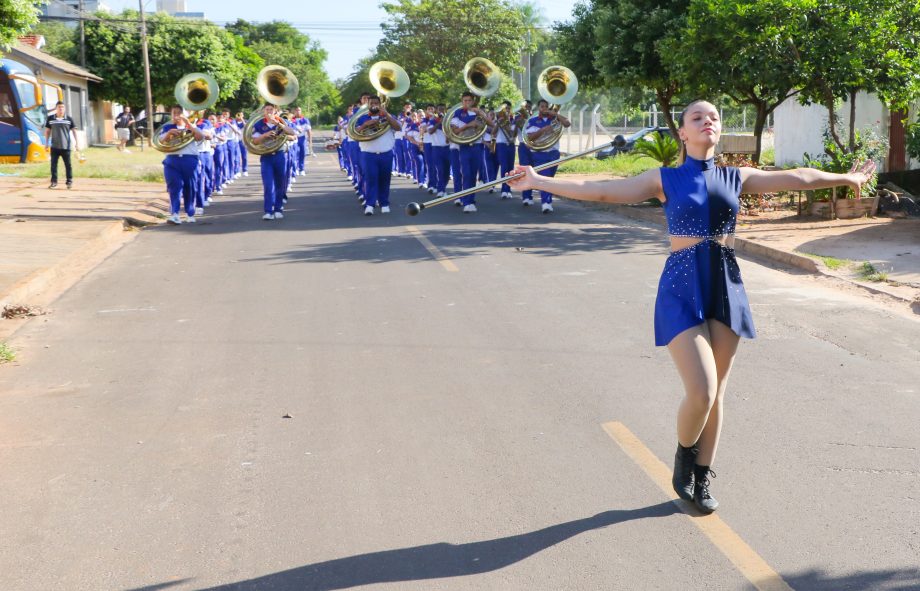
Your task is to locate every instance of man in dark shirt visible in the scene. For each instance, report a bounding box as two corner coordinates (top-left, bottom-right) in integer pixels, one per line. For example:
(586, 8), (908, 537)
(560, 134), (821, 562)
(115, 106), (135, 153)
(44, 101), (77, 189)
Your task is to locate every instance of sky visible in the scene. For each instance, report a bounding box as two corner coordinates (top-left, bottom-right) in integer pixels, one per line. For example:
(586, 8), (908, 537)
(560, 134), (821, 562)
(102, 0), (581, 81)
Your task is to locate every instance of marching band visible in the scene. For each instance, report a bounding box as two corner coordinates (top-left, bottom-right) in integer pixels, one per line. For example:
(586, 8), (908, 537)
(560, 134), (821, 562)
(154, 60), (579, 224)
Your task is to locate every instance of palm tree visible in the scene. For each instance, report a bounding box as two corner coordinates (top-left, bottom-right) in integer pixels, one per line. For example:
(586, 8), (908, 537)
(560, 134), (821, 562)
(632, 133), (680, 167)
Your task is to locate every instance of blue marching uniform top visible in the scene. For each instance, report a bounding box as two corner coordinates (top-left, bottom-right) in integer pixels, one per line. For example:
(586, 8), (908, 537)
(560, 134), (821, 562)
(654, 155), (756, 346)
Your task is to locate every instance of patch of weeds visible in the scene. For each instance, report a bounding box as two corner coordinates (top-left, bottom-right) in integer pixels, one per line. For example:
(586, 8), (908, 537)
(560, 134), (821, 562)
(856, 262), (888, 282)
(0, 342), (15, 364)
(797, 252), (851, 270)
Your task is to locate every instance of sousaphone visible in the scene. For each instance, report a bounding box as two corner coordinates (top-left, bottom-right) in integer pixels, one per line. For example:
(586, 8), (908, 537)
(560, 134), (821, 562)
(442, 57), (502, 145)
(242, 65), (300, 156)
(346, 61), (410, 142)
(152, 72), (219, 152)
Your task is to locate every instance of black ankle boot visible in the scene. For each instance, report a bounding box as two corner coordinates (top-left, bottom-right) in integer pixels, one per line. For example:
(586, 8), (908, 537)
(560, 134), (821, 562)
(693, 464), (719, 513)
(672, 443), (698, 501)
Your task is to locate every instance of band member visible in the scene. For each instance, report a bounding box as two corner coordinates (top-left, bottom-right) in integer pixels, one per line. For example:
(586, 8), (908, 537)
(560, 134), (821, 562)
(394, 101), (413, 177)
(429, 104), (450, 197)
(158, 105), (205, 224)
(235, 112), (249, 177)
(44, 101), (77, 189)
(291, 106), (312, 176)
(509, 99), (875, 515)
(524, 99), (571, 213)
(406, 111), (425, 187)
(514, 99), (533, 203)
(421, 104), (437, 192)
(450, 91), (494, 213)
(211, 113), (229, 195)
(494, 100), (517, 199)
(351, 93), (371, 199)
(195, 112), (215, 214)
(482, 107), (500, 191)
(449, 129), (462, 203)
(334, 115), (346, 171)
(222, 108), (242, 181)
(354, 95), (400, 215)
(250, 104), (296, 220)
(340, 105), (356, 179)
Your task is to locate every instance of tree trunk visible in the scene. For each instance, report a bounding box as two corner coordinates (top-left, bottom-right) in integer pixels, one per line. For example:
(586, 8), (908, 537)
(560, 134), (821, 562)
(824, 90), (845, 154)
(656, 87), (678, 138)
(848, 88), (857, 152)
(752, 104), (769, 165)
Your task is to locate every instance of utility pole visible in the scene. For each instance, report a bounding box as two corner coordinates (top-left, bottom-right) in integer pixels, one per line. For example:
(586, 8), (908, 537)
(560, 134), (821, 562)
(525, 29), (531, 100)
(78, 0), (86, 67)
(139, 0), (154, 148)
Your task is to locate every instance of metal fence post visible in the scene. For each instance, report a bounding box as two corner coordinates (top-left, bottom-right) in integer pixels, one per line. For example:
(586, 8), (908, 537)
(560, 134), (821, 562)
(565, 107), (574, 153)
(591, 104), (600, 148)
(579, 105), (589, 152)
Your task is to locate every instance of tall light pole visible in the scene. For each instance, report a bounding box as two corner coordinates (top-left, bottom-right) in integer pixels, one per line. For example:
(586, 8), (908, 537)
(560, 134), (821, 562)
(139, 0), (154, 147)
(78, 0), (86, 67)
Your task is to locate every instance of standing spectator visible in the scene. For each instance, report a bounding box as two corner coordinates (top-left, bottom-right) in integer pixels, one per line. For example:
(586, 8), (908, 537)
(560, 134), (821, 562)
(44, 101), (77, 189)
(115, 106), (135, 153)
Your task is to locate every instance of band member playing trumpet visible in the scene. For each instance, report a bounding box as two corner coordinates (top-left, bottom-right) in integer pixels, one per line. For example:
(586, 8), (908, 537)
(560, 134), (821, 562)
(354, 95), (401, 215)
(158, 105), (205, 224)
(406, 111), (425, 187)
(524, 99), (571, 213)
(450, 91), (494, 213)
(251, 104), (297, 220)
(235, 112), (249, 177)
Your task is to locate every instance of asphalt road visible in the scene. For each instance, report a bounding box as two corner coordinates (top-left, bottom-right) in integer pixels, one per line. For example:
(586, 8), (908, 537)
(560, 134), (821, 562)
(1, 149), (918, 591)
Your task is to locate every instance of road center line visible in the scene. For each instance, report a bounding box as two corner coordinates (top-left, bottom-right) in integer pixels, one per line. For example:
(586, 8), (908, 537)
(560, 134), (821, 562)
(602, 421), (794, 591)
(405, 226), (458, 272)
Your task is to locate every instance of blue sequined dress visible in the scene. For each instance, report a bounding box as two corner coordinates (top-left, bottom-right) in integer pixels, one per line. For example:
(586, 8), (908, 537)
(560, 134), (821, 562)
(653, 155), (756, 346)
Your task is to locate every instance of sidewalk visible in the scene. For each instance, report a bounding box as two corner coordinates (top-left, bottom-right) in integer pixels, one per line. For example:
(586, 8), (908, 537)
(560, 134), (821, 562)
(0, 177), (167, 340)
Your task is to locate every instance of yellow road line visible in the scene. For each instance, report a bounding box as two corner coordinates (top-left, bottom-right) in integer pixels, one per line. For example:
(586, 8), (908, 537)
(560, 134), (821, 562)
(602, 421), (794, 591)
(406, 225), (458, 272)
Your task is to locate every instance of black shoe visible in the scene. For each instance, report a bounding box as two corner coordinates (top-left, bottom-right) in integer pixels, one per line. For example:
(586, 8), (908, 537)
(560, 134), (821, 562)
(673, 443), (698, 501)
(66, 181), (72, 189)
(693, 465), (719, 513)
(49, 182), (57, 189)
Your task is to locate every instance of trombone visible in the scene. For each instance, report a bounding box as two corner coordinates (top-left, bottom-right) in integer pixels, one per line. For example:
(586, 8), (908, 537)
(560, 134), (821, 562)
(152, 72), (219, 153)
(346, 61), (410, 141)
(442, 57), (502, 145)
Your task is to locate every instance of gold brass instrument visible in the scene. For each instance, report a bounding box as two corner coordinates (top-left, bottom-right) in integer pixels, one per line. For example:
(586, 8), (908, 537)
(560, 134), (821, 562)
(243, 65), (300, 156)
(347, 61), (411, 142)
(153, 72), (219, 153)
(495, 104), (514, 144)
(443, 57), (502, 145)
(523, 66), (578, 151)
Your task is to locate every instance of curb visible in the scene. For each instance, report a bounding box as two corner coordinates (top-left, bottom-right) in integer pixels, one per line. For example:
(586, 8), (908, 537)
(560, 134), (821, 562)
(594, 202), (917, 307)
(0, 220), (139, 340)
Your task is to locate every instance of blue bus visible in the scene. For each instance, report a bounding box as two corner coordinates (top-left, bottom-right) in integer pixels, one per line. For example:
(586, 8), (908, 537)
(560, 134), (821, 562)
(0, 58), (63, 163)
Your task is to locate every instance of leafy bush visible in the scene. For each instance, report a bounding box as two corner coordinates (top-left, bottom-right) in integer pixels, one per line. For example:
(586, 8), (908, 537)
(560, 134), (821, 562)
(800, 126), (885, 200)
(632, 133), (680, 167)
(906, 119), (920, 163)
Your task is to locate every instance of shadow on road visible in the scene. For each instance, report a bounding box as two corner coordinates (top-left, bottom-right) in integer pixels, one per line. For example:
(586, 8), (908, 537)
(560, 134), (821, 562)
(192, 502), (678, 590)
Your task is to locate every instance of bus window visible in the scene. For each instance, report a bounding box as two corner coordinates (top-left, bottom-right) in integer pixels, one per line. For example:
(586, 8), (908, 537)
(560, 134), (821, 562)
(11, 77), (39, 109)
(0, 92), (15, 120)
(21, 104), (46, 127)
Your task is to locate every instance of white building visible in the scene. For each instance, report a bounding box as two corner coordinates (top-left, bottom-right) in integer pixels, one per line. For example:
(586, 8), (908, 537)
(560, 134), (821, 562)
(41, 0), (110, 21)
(156, 0), (185, 14)
(774, 91), (918, 172)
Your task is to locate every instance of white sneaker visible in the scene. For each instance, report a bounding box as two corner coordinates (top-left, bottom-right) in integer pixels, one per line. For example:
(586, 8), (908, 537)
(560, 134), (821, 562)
(195, 207), (204, 216)
(502, 192), (511, 200)
(207, 197), (213, 204)
(488, 187), (496, 194)
(392, 171), (398, 177)
(419, 183), (427, 190)
(523, 198), (533, 206)
(364, 205), (374, 216)
(167, 214), (181, 224)
(300, 170), (306, 176)
(262, 213), (274, 220)
(347, 175), (354, 181)
(463, 204), (477, 213)
(428, 187), (436, 194)
(454, 199), (462, 206)
(274, 211), (284, 219)
(438, 191), (446, 198)
(243, 171), (248, 177)
(215, 189), (224, 196)
(381, 206), (391, 213)
(186, 216), (196, 223)
(542, 203), (553, 214)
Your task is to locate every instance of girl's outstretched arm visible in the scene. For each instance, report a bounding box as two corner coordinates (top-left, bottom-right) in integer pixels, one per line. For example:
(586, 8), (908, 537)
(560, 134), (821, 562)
(508, 165), (665, 205)
(740, 160), (876, 198)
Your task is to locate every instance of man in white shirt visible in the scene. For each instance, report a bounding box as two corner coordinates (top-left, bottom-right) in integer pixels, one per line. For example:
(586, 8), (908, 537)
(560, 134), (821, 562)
(354, 95), (401, 215)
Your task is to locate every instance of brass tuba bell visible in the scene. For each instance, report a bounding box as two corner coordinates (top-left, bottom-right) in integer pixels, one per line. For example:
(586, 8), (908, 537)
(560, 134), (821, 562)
(152, 72), (219, 153)
(346, 61), (411, 142)
(443, 57), (502, 145)
(523, 66), (578, 152)
(243, 65), (300, 156)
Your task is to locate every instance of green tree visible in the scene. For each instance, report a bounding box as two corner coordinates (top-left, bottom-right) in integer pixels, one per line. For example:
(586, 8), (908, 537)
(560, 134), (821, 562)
(786, 0), (920, 154)
(669, 0), (802, 163)
(360, 0), (527, 107)
(0, 0), (41, 54)
(32, 21), (78, 63)
(85, 11), (247, 109)
(555, 0), (690, 137)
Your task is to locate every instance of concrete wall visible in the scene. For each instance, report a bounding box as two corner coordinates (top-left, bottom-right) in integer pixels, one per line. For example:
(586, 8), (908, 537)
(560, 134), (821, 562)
(774, 91), (889, 168)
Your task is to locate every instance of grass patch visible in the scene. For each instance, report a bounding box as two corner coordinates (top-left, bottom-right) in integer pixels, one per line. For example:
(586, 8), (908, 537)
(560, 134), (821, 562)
(0, 146), (164, 183)
(797, 252), (851, 270)
(558, 153), (659, 177)
(0, 342), (15, 364)
(760, 146), (776, 166)
(856, 262), (888, 282)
